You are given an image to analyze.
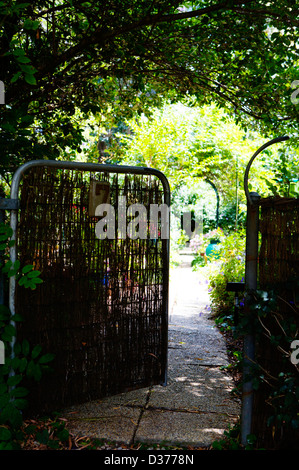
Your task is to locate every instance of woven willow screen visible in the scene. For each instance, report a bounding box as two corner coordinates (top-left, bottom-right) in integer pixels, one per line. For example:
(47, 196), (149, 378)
(259, 196), (299, 297)
(15, 165), (169, 413)
(253, 196), (299, 448)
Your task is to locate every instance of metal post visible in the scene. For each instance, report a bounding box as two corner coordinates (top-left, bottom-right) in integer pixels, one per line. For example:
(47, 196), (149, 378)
(241, 191), (260, 446)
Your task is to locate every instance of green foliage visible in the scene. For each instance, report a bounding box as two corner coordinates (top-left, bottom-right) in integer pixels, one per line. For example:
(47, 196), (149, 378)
(237, 289), (299, 446)
(209, 262), (299, 448)
(0, 222), (55, 449)
(1, 0), (298, 181)
(260, 147), (299, 198)
(206, 230), (246, 326)
(26, 416), (70, 450)
(114, 103), (296, 227)
(217, 202), (246, 232)
(211, 422), (258, 450)
(268, 372), (299, 432)
(119, 103), (266, 195)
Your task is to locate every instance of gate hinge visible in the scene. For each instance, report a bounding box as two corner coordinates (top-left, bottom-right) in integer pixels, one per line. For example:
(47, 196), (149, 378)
(0, 199), (20, 210)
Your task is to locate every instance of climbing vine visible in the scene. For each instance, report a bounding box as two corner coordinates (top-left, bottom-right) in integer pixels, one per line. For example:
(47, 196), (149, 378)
(0, 222), (59, 449)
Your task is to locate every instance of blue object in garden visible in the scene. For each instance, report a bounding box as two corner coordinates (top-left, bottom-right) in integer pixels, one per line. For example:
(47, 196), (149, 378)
(101, 274), (109, 285)
(206, 238), (221, 259)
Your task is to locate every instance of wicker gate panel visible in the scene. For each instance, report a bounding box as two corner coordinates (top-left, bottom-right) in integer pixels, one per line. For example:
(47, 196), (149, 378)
(252, 196), (299, 448)
(15, 165), (169, 413)
(259, 196), (299, 294)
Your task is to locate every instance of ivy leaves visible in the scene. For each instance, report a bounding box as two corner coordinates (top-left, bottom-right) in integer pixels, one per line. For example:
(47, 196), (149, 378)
(0, 306), (54, 444)
(0, 223), (52, 448)
(11, 48), (37, 86)
(0, 224), (43, 290)
(2, 260), (43, 290)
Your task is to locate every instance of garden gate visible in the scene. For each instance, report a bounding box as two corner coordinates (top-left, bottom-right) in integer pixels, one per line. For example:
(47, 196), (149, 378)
(9, 160), (170, 413)
(242, 135), (299, 448)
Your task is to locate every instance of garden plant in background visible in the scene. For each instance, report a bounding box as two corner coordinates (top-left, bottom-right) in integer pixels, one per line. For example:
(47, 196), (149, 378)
(191, 229), (246, 329)
(190, 228), (225, 267)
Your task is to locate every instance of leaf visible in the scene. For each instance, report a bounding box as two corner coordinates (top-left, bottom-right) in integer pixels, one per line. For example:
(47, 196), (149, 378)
(0, 427), (12, 441)
(23, 19), (40, 30)
(11, 313), (23, 322)
(27, 270), (41, 278)
(0, 441), (14, 450)
(2, 324), (16, 341)
(10, 386), (28, 398)
(22, 339), (30, 356)
(10, 71), (22, 83)
(13, 342), (21, 356)
(39, 353), (55, 364)
(0, 403), (22, 427)
(13, 260), (20, 271)
(11, 357), (20, 370)
(0, 304), (11, 320)
(36, 428), (49, 444)
(16, 55), (31, 64)
(26, 280), (37, 289)
(57, 428), (69, 442)
(21, 265), (34, 274)
(18, 277), (26, 286)
(13, 398), (28, 410)
(31, 344), (42, 359)
(19, 63), (36, 74)
(24, 73), (37, 85)
(12, 48), (26, 57)
(47, 440), (60, 449)
(7, 374), (22, 387)
(2, 260), (12, 273)
(26, 360), (42, 381)
(0, 393), (10, 408)
(18, 357), (28, 373)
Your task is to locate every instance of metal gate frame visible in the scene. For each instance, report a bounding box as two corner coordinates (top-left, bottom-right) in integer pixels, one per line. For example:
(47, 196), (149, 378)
(8, 159), (170, 402)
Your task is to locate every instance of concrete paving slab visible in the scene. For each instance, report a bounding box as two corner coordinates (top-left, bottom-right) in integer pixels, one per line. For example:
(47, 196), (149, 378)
(168, 326), (228, 367)
(135, 409), (237, 447)
(62, 400), (143, 446)
(149, 367), (240, 415)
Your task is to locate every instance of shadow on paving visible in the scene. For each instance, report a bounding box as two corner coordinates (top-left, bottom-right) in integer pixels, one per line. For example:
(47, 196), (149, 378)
(61, 253), (241, 448)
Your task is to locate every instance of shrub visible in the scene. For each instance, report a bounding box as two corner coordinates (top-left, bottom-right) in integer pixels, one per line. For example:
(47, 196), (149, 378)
(208, 229), (246, 325)
(0, 222), (57, 449)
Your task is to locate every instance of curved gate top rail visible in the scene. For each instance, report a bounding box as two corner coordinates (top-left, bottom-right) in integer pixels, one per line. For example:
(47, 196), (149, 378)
(9, 160), (170, 310)
(9, 160), (170, 413)
(10, 159), (171, 200)
(243, 135), (289, 205)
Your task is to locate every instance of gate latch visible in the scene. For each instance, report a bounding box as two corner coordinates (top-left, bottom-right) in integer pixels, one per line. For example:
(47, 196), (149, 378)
(0, 199), (20, 210)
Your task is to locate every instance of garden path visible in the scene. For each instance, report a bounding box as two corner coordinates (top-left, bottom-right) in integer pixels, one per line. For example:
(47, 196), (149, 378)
(62, 250), (241, 448)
